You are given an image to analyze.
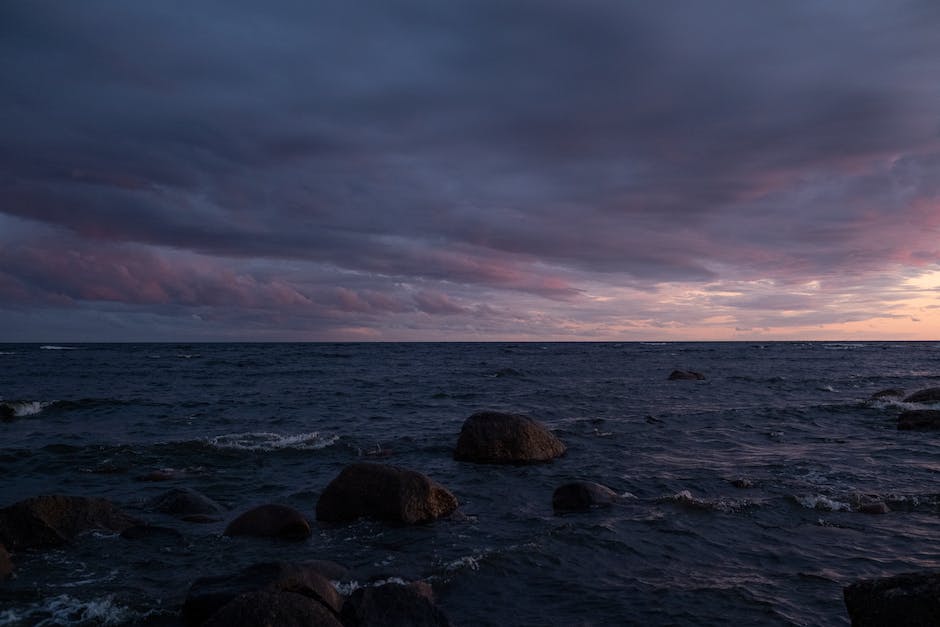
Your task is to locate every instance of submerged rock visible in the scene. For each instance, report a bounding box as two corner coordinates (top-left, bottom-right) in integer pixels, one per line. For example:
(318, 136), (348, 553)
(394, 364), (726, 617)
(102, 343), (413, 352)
(898, 410), (940, 431)
(668, 370), (705, 380)
(904, 387), (940, 403)
(0, 543), (12, 579)
(203, 590), (342, 627)
(453, 411), (566, 464)
(341, 582), (452, 627)
(316, 463), (457, 524)
(149, 487), (224, 519)
(869, 388), (905, 401)
(223, 504), (311, 540)
(184, 561), (343, 626)
(552, 481), (619, 513)
(844, 571), (940, 626)
(0, 495), (140, 551)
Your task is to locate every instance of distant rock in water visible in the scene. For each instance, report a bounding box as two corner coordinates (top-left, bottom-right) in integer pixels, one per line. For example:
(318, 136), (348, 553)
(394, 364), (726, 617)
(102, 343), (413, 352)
(903, 387), (940, 403)
(149, 487), (224, 518)
(730, 478), (754, 489)
(869, 388), (905, 401)
(453, 411), (566, 464)
(0, 543), (12, 579)
(844, 571), (940, 626)
(898, 410), (940, 431)
(316, 462), (457, 524)
(0, 404), (13, 421)
(0, 495), (140, 551)
(223, 504), (311, 541)
(342, 581), (452, 627)
(493, 367), (524, 378)
(552, 481), (619, 513)
(184, 561), (343, 627)
(203, 590), (342, 627)
(668, 370), (705, 381)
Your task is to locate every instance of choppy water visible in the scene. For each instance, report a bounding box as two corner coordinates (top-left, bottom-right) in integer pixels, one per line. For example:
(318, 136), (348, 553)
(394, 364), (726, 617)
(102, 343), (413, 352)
(1, 342), (939, 626)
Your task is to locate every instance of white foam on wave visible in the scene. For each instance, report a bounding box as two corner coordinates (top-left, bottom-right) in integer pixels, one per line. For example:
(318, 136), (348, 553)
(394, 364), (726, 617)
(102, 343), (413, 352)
(331, 576), (408, 597)
(40, 345), (80, 350)
(1, 400), (55, 417)
(0, 351), (15, 355)
(661, 490), (757, 513)
(0, 594), (141, 626)
(794, 495), (851, 512)
(206, 431), (339, 451)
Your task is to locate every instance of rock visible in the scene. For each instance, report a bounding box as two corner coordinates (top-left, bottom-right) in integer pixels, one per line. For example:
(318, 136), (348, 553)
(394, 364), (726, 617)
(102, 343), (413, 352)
(668, 370), (705, 380)
(857, 502), (890, 515)
(203, 590), (342, 627)
(0, 543), (12, 579)
(223, 504), (311, 540)
(149, 487), (224, 518)
(869, 388), (905, 401)
(453, 411), (566, 464)
(0, 495), (140, 551)
(552, 482), (619, 513)
(904, 388), (940, 403)
(183, 561), (344, 627)
(120, 524), (185, 542)
(341, 582), (452, 627)
(0, 404), (14, 421)
(730, 478), (754, 489)
(316, 463), (457, 524)
(844, 571), (940, 626)
(898, 410), (940, 431)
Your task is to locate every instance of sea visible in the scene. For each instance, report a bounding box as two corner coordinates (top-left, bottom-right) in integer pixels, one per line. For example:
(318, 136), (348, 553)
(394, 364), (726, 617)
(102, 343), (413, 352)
(1, 342), (939, 626)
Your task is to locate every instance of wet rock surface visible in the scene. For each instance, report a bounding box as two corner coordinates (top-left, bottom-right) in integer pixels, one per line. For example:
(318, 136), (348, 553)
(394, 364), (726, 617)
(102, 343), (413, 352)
(453, 411), (566, 464)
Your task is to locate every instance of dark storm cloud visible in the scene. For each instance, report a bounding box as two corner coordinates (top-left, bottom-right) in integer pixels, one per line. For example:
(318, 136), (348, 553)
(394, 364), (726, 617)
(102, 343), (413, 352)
(1, 0), (939, 338)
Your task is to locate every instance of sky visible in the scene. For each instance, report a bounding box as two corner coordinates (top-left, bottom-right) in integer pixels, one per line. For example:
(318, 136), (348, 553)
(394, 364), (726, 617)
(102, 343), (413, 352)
(2, 1), (939, 342)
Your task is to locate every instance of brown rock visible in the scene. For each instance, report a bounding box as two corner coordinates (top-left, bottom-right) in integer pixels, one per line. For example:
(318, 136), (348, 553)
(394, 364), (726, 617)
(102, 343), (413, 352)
(552, 482), (619, 513)
(0, 543), (12, 579)
(316, 463), (457, 524)
(149, 487), (224, 518)
(903, 387), (940, 403)
(668, 370), (706, 380)
(844, 571), (940, 626)
(203, 590), (342, 627)
(898, 410), (940, 431)
(184, 561), (343, 627)
(0, 495), (140, 551)
(453, 411), (566, 464)
(857, 502), (890, 515)
(223, 504), (311, 540)
(341, 582), (452, 627)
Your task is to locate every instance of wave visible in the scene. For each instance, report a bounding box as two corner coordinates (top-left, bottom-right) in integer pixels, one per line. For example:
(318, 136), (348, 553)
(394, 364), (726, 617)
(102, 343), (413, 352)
(792, 494), (852, 512)
(205, 431), (339, 451)
(0, 351), (15, 356)
(0, 594), (161, 627)
(40, 345), (80, 350)
(1, 400), (56, 418)
(659, 490), (760, 513)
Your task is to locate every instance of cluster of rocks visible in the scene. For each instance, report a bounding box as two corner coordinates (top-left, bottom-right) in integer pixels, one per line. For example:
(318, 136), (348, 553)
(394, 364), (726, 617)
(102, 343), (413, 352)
(869, 386), (940, 430)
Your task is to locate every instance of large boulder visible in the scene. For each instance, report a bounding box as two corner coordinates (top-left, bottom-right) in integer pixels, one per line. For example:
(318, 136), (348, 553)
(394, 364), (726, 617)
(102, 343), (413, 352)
(316, 463), (457, 525)
(898, 410), (940, 431)
(0, 495), (140, 551)
(149, 487), (224, 519)
(183, 561), (344, 626)
(668, 370), (705, 380)
(341, 582), (452, 627)
(0, 543), (12, 579)
(904, 388), (940, 404)
(844, 571), (940, 626)
(223, 504), (311, 540)
(203, 590), (342, 627)
(453, 411), (566, 464)
(552, 481), (619, 513)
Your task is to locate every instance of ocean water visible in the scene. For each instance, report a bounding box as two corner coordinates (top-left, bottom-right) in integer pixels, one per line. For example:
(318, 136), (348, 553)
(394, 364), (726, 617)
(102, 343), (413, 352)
(1, 342), (939, 626)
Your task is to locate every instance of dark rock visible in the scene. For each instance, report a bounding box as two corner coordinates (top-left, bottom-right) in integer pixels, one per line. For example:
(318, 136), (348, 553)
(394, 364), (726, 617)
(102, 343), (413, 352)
(223, 504), (311, 540)
(869, 388), (905, 401)
(898, 410), (940, 431)
(668, 370), (705, 380)
(0, 404), (14, 421)
(341, 582), (452, 627)
(0, 543), (12, 579)
(552, 482), (619, 513)
(453, 411), (566, 464)
(857, 502), (890, 515)
(203, 590), (342, 627)
(316, 463), (457, 524)
(730, 478), (754, 489)
(0, 495), (140, 551)
(904, 387), (940, 404)
(149, 487), (224, 518)
(844, 571), (940, 626)
(120, 524), (185, 542)
(183, 561), (344, 627)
